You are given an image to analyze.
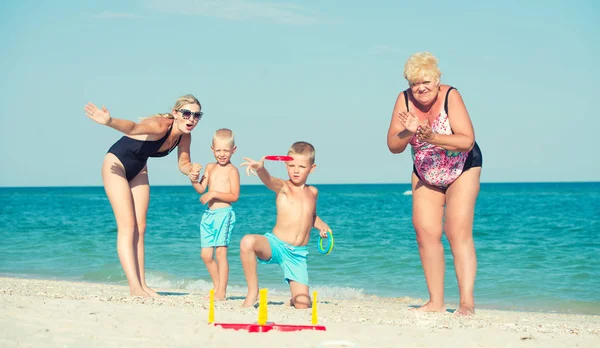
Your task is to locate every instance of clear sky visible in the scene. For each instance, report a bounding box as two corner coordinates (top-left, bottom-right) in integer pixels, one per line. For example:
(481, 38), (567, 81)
(1, 0), (598, 187)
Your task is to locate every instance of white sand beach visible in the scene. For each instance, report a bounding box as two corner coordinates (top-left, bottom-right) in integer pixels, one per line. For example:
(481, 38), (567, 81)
(1, 277), (598, 347)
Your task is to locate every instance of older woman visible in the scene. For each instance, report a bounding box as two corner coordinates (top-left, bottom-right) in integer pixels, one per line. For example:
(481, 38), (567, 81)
(387, 52), (482, 315)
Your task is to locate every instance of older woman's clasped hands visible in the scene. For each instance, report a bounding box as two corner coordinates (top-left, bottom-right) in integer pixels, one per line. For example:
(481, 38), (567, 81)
(397, 110), (435, 143)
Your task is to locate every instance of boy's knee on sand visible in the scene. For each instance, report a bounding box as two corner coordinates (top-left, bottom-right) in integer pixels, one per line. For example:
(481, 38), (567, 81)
(290, 294), (312, 309)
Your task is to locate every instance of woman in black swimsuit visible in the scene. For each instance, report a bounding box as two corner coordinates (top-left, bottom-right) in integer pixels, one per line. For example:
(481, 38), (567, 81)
(84, 95), (203, 297)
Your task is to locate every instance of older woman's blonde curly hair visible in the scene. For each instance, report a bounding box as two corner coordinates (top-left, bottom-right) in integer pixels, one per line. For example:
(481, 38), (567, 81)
(403, 52), (442, 86)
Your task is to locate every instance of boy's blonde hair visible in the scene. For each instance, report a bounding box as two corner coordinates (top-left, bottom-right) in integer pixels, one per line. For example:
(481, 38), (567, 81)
(403, 52), (442, 86)
(154, 94), (202, 119)
(288, 141), (315, 165)
(212, 128), (235, 147)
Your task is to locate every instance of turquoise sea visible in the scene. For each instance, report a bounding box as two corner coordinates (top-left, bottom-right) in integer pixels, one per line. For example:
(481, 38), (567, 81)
(1, 183), (599, 315)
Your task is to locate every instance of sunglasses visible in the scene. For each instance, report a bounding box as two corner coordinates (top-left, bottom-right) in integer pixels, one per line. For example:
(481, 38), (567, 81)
(178, 109), (203, 121)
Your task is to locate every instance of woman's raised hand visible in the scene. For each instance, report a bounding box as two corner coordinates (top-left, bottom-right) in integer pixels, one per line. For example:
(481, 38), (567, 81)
(84, 102), (112, 125)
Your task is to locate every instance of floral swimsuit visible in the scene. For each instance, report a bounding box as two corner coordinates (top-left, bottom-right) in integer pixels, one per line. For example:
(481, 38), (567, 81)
(405, 87), (482, 189)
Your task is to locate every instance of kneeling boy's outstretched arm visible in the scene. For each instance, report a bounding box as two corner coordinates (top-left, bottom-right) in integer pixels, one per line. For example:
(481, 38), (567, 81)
(240, 157), (285, 193)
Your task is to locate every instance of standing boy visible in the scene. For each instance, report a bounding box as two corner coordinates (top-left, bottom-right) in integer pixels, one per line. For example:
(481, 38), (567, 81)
(190, 128), (240, 300)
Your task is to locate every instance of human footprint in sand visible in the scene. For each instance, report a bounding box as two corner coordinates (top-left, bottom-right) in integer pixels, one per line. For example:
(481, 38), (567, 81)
(387, 52), (482, 316)
(239, 142), (331, 309)
(189, 129), (240, 301)
(84, 95), (204, 297)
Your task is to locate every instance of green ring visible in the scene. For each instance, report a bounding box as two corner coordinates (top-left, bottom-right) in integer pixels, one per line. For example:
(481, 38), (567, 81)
(317, 230), (334, 255)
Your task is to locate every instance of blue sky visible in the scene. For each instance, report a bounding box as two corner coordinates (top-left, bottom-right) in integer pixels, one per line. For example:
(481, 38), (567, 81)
(1, 0), (598, 186)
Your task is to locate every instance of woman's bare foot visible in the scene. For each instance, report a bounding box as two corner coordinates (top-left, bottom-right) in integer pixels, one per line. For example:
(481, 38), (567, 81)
(409, 301), (445, 313)
(142, 286), (160, 297)
(214, 291), (227, 301)
(130, 288), (150, 297)
(203, 289), (225, 300)
(241, 293), (258, 307)
(454, 304), (475, 316)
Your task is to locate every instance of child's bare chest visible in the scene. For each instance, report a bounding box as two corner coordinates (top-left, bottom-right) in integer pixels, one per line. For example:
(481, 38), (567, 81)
(279, 190), (315, 214)
(208, 167), (230, 190)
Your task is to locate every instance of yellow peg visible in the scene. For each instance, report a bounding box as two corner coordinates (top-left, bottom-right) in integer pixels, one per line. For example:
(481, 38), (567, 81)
(208, 289), (215, 324)
(311, 291), (318, 325)
(257, 288), (268, 326)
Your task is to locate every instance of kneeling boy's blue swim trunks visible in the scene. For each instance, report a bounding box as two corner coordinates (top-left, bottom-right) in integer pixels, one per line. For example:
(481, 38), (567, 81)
(258, 232), (309, 286)
(200, 207), (236, 248)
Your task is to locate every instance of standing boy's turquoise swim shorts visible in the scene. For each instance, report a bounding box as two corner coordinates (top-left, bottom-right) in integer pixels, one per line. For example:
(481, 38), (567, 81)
(200, 207), (236, 248)
(258, 232), (309, 286)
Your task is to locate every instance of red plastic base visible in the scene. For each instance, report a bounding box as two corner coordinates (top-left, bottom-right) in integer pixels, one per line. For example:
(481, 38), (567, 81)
(213, 322), (326, 332)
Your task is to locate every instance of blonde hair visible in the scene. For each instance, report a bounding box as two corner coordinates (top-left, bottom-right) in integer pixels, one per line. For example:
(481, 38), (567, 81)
(288, 141), (315, 165)
(403, 52), (442, 86)
(212, 128), (235, 147)
(154, 94), (202, 119)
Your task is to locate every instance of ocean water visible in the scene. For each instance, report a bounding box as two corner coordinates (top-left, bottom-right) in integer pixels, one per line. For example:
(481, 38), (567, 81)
(0, 183), (599, 315)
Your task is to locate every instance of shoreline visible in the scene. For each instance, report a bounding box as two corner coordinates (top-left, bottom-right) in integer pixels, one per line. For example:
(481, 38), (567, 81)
(2, 273), (598, 316)
(1, 276), (598, 347)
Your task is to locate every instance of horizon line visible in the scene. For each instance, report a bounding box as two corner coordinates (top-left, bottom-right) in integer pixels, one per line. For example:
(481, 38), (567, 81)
(1, 181), (599, 189)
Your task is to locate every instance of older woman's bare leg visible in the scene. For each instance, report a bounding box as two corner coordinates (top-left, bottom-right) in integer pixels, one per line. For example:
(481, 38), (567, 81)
(102, 154), (148, 297)
(411, 173), (446, 312)
(444, 168), (481, 316)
